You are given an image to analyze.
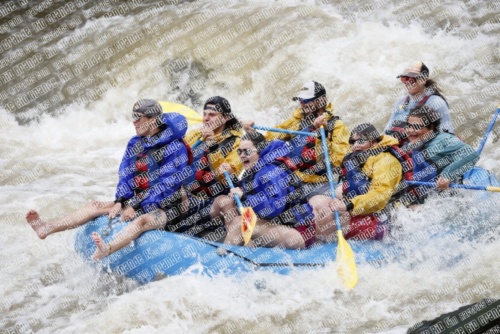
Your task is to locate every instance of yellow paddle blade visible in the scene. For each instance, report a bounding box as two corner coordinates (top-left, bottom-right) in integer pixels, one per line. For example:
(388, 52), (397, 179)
(336, 230), (358, 289)
(241, 207), (257, 246)
(486, 186), (500, 192)
(158, 101), (203, 126)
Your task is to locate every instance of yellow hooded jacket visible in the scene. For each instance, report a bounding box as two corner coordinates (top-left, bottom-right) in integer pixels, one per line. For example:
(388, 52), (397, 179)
(264, 103), (350, 183)
(185, 128), (243, 185)
(346, 135), (403, 216)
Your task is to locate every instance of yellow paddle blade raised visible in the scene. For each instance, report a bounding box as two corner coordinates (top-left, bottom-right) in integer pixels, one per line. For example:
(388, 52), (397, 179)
(159, 101), (203, 126)
(241, 207), (257, 246)
(336, 230), (358, 289)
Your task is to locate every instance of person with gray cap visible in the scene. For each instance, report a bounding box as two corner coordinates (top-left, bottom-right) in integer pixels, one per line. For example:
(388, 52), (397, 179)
(26, 99), (192, 260)
(385, 61), (452, 137)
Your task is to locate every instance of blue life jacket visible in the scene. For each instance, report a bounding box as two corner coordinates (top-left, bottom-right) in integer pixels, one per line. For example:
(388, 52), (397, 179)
(343, 151), (371, 200)
(133, 146), (166, 196)
(411, 149), (438, 183)
(342, 146), (413, 200)
(115, 112), (190, 213)
(240, 140), (314, 226)
(340, 145), (413, 239)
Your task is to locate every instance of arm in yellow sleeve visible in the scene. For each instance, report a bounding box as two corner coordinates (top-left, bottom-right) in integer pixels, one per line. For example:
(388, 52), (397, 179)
(315, 119), (350, 167)
(351, 153), (402, 215)
(264, 111), (302, 141)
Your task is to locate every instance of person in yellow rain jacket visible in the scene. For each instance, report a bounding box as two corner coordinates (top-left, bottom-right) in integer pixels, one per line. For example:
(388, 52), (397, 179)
(245, 82), (349, 181)
(174, 96), (243, 235)
(320, 123), (404, 242)
(243, 81), (350, 230)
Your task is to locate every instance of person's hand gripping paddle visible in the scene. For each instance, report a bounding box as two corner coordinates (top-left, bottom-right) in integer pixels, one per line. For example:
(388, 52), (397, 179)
(223, 171), (257, 245)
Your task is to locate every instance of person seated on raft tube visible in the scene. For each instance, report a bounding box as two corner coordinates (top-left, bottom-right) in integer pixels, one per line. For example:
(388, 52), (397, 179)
(319, 124), (403, 242)
(242, 81), (350, 222)
(404, 106), (479, 200)
(211, 132), (315, 249)
(25, 99), (191, 260)
(385, 61), (452, 139)
(177, 96), (244, 233)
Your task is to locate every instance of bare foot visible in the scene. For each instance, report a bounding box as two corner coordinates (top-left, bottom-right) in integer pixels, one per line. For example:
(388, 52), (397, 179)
(26, 210), (49, 239)
(91, 232), (110, 261)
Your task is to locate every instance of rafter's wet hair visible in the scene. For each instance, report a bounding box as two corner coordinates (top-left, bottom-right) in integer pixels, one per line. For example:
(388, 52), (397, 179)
(407, 106), (441, 131)
(241, 132), (267, 153)
(350, 123), (381, 142)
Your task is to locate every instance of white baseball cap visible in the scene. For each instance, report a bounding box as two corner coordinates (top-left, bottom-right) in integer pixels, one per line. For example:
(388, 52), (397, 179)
(292, 81), (326, 101)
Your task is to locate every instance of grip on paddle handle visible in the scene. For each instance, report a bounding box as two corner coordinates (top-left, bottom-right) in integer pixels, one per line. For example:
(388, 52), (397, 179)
(223, 171), (243, 209)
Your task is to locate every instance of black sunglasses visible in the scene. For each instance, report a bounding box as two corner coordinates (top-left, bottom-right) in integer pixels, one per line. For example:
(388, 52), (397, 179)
(237, 148), (256, 156)
(132, 112), (144, 121)
(348, 138), (368, 145)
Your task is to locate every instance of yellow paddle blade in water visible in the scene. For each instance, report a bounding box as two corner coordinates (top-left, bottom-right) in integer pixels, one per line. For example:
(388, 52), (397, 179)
(159, 101), (203, 126)
(241, 207), (257, 246)
(337, 230), (358, 289)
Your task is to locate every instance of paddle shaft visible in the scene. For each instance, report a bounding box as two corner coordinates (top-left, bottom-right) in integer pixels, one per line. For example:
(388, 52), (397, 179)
(191, 138), (203, 149)
(319, 126), (342, 231)
(223, 171), (244, 209)
(253, 125), (317, 137)
(476, 103), (500, 155)
(407, 180), (500, 192)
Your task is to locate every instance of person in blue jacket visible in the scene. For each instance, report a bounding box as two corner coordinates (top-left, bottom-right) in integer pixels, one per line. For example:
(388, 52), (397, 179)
(26, 99), (191, 259)
(405, 106), (479, 201)
(211, 132), (316, 249)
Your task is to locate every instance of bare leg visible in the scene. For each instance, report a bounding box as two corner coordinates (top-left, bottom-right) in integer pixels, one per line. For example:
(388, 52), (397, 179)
(223, 213), (246, 246)
(210, 195), (238, 222)
(309, 195), (350, 242)
(92, 209), (167, 260)
(248, 220), (306, 249)
(26, 201), (115, 239)
(309, 195), (335, 238)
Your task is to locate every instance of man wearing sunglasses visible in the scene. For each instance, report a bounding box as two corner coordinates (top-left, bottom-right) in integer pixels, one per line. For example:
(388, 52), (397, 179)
(384, 61), (452, 138)
(26, 99), (192, 260)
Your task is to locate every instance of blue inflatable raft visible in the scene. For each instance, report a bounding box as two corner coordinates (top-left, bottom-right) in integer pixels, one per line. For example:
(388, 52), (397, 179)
(74, 215), (390, 284)
(74, 166), (499, 284)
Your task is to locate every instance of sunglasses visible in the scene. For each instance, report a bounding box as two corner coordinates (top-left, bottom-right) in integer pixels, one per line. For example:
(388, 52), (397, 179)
(132, 112), (145, 121)
(348, 138), (368, 145)
(237, 148), (257, 156)
(400, 76), (417, 84)
(405, 123), (427, 131)
(299, 98), (315, 104)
